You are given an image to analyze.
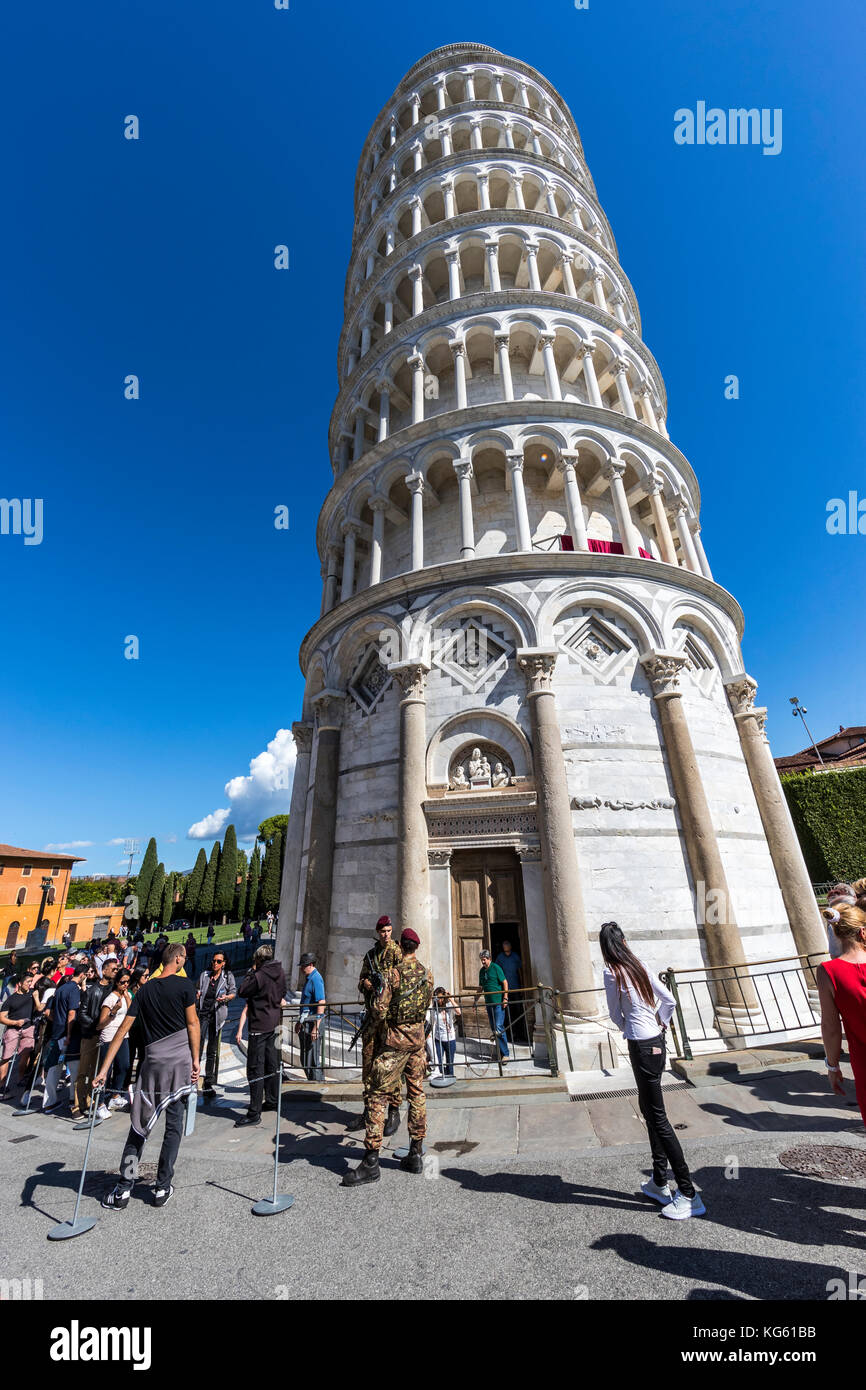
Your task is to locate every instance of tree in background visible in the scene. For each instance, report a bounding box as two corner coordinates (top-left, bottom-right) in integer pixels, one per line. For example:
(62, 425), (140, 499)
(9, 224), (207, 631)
(260, 830), (283, 914)
(245, 844), (261, 920)
(199, 842), (219, 924)
(159, 871), (176, 930)
(214, 824), (238, 925)
(258, 815), (288, 848)
(234, 848), (248, 921)
(146, 862), (165, 928)
(137, 838), (158, 922)
(184, 848), (207, 925)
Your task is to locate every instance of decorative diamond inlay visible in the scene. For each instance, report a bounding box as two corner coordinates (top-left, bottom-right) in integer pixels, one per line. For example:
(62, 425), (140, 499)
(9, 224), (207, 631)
(433, 618), (511, 694)
(561, 611), (634, 682)
(348, 647), (391, 715)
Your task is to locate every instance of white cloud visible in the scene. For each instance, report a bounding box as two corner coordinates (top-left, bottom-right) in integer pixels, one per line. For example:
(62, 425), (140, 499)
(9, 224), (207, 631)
(107, 837), (127, 845)
(43, 840), (93, 851)
(187, 728), (296, 841)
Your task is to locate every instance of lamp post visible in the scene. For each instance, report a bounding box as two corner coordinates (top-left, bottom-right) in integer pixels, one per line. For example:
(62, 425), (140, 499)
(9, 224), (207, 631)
(38, 875), (53, 944)
(789, 697), (825, 767)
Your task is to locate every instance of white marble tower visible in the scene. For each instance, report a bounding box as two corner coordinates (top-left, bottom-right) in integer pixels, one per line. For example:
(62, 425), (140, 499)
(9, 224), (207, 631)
(277, 43), (824, 1063)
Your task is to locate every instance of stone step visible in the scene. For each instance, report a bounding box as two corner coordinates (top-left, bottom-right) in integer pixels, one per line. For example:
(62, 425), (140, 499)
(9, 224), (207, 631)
(671, 1036), (827, 1085)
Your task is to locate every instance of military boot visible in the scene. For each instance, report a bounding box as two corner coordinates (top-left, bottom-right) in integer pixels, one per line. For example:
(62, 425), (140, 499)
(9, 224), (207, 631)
(341, 1150), (380, 1186)
(400, 1138), (424, 1174)
(382, 1104), (401, 1137)
(345, 1108), (367, 1132)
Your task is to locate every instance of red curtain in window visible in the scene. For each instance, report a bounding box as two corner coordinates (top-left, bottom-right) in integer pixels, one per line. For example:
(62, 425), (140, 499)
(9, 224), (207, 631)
(562, 536), (653, 559)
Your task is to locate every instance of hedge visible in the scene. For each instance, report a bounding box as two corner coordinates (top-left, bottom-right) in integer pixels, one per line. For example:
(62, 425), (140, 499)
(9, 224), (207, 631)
(780, 765), (866, 882)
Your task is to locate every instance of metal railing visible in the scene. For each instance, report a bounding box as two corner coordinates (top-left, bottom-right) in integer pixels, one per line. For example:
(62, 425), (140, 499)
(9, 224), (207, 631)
(273, 985), (560, 1080)
(661, 954), (824, 1061)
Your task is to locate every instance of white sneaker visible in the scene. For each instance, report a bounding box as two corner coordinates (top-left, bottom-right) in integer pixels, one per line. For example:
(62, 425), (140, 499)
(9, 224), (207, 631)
(96, 1104), (111, 1120)
(108, 1096), (125, 1110)
(641, 1178), (673, 1205)
(661, 1191), (706, 1220)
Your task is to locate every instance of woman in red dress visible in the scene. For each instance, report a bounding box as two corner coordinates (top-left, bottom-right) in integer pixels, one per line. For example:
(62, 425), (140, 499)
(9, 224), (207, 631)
(819, 904), (866, 1124)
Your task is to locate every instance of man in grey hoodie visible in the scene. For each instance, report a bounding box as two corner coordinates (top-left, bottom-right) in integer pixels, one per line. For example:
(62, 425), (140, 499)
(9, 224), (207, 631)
(235, 945), (286, 1128)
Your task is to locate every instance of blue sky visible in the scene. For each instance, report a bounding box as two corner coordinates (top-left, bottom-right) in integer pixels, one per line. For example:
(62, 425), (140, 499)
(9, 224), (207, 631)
(2, 0), (864, 876)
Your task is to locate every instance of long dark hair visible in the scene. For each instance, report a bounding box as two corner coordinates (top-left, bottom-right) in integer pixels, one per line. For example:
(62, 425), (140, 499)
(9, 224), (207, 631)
(599, 921), (656, 1008)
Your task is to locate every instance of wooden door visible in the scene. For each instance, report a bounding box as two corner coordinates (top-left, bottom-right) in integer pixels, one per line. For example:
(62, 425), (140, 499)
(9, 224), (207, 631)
(451, 865), (487, 993)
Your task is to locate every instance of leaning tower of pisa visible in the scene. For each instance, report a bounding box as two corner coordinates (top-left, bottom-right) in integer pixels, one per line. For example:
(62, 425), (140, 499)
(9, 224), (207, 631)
(277, 43), (825, 1065)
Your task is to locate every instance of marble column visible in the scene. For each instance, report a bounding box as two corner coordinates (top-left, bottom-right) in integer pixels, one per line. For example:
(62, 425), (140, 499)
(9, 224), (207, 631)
(636, 383), (659, 431)
(411, 198), (422, 236)
(558, 451), (589, 551)
(507, 452), (533, 552)
(603, 459), (640, 557)
(692, 526), (714, 581)
(641, 653), (758, 1018)
(376, 380), (391, 442)
(340, 521), (360, 601)
(526, 243), (542, 291)
(300, 692), (344, 967)
(442, 180), (456, 223)
(485, 237), (501, 291)
(454, 458), (476, 558)
(368, 495), (388, 585)
(580, 341), (603, 408)
(275, 721), (314, 982)
(517, 650), (596, 1001)
(559, 253), (577, 298)
(674, 501), (702, 574)
(410, 264), (424, 316)
(407, 471), (425, 569)
(590, 268), (608, 313)
(613, 360), (637, 419)
(478, 172), (491, 210)
(323, 546), (340, 612)
(646, 477), (678, 565)
(446, 248), (460, 297)
(409, 353), (425, 424)
(391, 661), (431, 955)
(539, 333), (562, 400)
(725, 676), (827, 963)
(495, 332), (514, 401)
(451, 339), (468, 409)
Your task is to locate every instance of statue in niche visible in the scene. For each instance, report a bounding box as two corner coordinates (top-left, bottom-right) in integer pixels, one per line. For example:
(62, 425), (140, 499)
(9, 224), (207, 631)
(492, 762), (511, 787)
(451, 763), (469, 790)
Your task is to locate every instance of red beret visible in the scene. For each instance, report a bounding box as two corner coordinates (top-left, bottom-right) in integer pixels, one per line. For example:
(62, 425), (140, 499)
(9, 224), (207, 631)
(400, 928), (420, 945)
(376, 915), (392, 928)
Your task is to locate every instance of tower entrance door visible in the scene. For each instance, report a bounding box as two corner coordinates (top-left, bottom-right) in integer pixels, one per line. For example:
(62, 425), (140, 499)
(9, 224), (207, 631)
(449, 848), (530, 997)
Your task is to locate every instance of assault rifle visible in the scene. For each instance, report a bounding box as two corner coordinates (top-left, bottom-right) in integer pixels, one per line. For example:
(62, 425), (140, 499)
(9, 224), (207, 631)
(347, 948), (387, 1051)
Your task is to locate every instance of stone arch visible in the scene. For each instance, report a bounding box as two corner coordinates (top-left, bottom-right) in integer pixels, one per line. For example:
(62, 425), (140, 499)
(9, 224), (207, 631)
(538, 582), (662, 652)
(332, 612), (404, 686)
(426, 709), (534, 788)
(666, 602), (742, 681)
(418, 586), (537, 649)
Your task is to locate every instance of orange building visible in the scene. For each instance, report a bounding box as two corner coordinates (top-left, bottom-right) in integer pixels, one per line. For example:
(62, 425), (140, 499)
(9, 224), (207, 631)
(0, 844), (85, 950)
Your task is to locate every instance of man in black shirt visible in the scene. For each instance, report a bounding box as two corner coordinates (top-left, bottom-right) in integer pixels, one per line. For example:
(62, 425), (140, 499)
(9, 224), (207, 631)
(95, 943), (199, 1210)
(0, 973), (43, 1095)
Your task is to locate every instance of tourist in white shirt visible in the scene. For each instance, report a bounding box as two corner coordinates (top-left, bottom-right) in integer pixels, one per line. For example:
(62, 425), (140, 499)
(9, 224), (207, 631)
(601, 921), (705, 1221)
(97, 969), (132, 1116)
(430, 987), (461, 1077)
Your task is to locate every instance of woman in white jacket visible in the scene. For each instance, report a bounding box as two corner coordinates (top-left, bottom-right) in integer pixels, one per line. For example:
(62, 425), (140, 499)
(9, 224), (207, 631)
(600, 921), (705, 1220)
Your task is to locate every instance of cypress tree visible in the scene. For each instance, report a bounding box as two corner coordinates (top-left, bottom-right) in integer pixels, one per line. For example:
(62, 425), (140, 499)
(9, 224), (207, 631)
(160, 872), (175, 930)
(214, 824), (238, 925)
(146, 862), (165, 925)
(184, 848), (207, 924)
(199, 842), (219, 923)
(246, 845), (261, 920)
(260, 830), (283, 913)
(234, 849), (248, 922)
(137, 838), (158, 923)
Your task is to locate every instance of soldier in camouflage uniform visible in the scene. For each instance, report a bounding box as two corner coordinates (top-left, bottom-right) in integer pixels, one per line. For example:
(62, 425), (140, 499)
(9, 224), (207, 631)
(342, 928), (433, 1186)
(346, 915), (403, 1136)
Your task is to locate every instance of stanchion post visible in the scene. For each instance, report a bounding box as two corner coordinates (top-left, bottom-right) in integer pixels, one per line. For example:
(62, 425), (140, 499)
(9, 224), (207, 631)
(252, 1037), (295, 1217)
(47, 1093), (99, 1241)
(13, 1028), (46, 1117)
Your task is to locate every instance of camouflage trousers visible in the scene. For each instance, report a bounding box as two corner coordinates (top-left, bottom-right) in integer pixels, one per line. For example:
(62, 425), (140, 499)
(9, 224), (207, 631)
(365, 1045), (427, 1151)
(361, 1023), (399, 1106)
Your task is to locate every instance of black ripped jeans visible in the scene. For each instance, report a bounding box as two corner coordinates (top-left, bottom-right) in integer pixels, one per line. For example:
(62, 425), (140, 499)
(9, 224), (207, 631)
(628, 1032), (695, 1198)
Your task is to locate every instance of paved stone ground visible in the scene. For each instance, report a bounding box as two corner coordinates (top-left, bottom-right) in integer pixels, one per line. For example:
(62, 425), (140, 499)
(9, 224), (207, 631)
(1, 1052), (864, 1301)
